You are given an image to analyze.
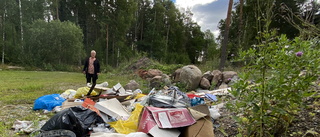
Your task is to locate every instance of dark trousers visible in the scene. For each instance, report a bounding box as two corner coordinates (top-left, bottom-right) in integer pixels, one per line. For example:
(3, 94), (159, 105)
(86, 74), (97, 96)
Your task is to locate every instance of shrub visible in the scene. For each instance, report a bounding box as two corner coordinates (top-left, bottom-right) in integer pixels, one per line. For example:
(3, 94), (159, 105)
(227, 30), (320, 136)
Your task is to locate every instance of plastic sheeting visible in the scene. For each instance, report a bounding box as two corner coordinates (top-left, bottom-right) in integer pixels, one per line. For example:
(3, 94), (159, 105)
(33, 94), (66, 111)
(109, 103), (144, 134)
(41, 106), (104, 137)
(148, 86), (191, 108)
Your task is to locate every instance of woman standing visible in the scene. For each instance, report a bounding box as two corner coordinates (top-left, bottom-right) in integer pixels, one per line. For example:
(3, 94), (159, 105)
(83, 50), (100, 96)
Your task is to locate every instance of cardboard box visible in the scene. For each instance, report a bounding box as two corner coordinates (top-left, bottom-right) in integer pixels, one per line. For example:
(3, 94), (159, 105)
(147, 107), (196, 128)
(61, 101), (83, 110)
(138, 107), (180, 137)
(180, 104), (215, 137)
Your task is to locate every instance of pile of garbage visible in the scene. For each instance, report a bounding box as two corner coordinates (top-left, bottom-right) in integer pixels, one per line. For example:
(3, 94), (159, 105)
(13, 80), (232, 137)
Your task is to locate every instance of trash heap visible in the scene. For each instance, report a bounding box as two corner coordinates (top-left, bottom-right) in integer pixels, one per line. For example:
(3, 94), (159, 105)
(22, 80), (232, 137)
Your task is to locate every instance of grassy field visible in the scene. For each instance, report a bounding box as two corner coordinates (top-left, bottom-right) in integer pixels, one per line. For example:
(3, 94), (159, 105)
(0, 69), (146, 137)
(0, 60), (238, 136)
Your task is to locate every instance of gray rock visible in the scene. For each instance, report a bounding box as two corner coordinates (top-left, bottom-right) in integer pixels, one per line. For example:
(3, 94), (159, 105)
(161, 74), (171, 86)
(149, 76), (163, 88)
(200, 77), (211, 89)
(211, 70), (223, 87)
(172, 68), (182, 82)
(203, 71), (213, 82)
(222, 71), (238, 83)
(179, 65), (202, 90)
(219, 82), (229, 89)
(147, 69), (163, 79)
(124, 80), (140, 91)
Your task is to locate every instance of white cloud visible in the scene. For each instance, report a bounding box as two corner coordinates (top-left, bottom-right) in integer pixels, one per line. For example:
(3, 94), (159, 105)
(175, 0), (228, 38)
(175, 0), (218, 8)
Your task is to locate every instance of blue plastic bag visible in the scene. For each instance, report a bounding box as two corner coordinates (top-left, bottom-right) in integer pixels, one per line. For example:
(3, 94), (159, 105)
(33, 94), (66, 111)
(205, 94), (217, 101)
(190, 97), (205, 106)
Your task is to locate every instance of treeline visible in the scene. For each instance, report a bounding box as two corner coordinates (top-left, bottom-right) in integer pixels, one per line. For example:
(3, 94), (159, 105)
(1, 0), (320, 70)
(219, 0), (320, 61)
(0, 0), (218, 69)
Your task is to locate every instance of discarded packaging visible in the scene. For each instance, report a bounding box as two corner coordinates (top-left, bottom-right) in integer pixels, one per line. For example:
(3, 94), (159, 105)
(195, 88), (231, 97)
(82, 98), (100, 115)
(147, 107), (196, 128)
(205, 93), (217, 101)
(75, 87), (98, 98)
(209, 108), (221, 120)
(90, 132), (126, 137)
(190, 97), (205, 106)
(33, 94), (66, 111)
(109, 103), (144, 134)
(138, 107), (181, 137)
(41, 106), (103, 137)
(61, 101), (83, 110)
(12, 120), (33, 133)
(95, 98), (131, 120)
(114, 83), (126, 95)
(181, 104), (215, 137)
(60, 89), (77, 99)
(148, 86), (191, 108)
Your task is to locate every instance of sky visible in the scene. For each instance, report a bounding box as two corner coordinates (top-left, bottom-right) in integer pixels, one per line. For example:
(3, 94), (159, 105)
(174, 0), (231, 37)
(173, 0), (320, 37)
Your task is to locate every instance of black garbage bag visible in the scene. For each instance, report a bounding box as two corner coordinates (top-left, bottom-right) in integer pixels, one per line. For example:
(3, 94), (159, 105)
(36, 129), (76, 137)
(41, 106), (103, 137)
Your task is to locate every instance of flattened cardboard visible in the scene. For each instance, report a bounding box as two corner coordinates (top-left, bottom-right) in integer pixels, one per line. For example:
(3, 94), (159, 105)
(94, 98), (130, 120)
(180, 104), (215, 137)
(82, 98), (100, 115)
(147, 107), (196, 128)
(138, 107), (180, 137)
(61, 101), (82, 110)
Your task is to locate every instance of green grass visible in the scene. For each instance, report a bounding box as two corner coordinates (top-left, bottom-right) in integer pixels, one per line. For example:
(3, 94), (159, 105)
(0, 70), (146, 137)
(0, 61), (235, 136)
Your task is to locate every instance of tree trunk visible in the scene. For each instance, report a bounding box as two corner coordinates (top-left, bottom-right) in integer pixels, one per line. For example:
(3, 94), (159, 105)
(140, 20), (143, 40)
(19, 0), (23, 48)
(56, 0), (59, 20)
(238, 0), (244, 47)
(2, 5), (6, 64)
(165, 24), (170, 62)
(112, 36), (115, 67)
(106, 24), (109, 66)
(219, 0), (233, 71)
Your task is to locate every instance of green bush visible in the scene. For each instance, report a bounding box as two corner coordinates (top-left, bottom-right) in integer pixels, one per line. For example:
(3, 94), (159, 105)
(227, 30), (320, 136)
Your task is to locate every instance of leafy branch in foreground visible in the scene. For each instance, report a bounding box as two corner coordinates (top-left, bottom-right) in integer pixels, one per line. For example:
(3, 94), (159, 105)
(227, 30), (320, 136)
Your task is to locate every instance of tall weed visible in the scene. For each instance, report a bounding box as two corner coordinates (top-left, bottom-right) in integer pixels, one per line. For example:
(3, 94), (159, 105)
(227, 31), (320, 136)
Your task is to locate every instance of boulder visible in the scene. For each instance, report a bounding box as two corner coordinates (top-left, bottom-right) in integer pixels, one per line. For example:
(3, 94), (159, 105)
(161, 74), (171, 86)
(179, 65), (202, 90)
(202, 71), (213, 82)
(200, 77), (211, 90)
(124, 80), (140, 91)
(149, 76), (163, 89)
(136, 69), (148, 79)
(148, 74), (171, 89)
(211, 70), (223, 87)
(172, 68), (182, 82)
(147, 69), (163, 79)
(219, 82), (229, 89)
(222, 71), (238, 83)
